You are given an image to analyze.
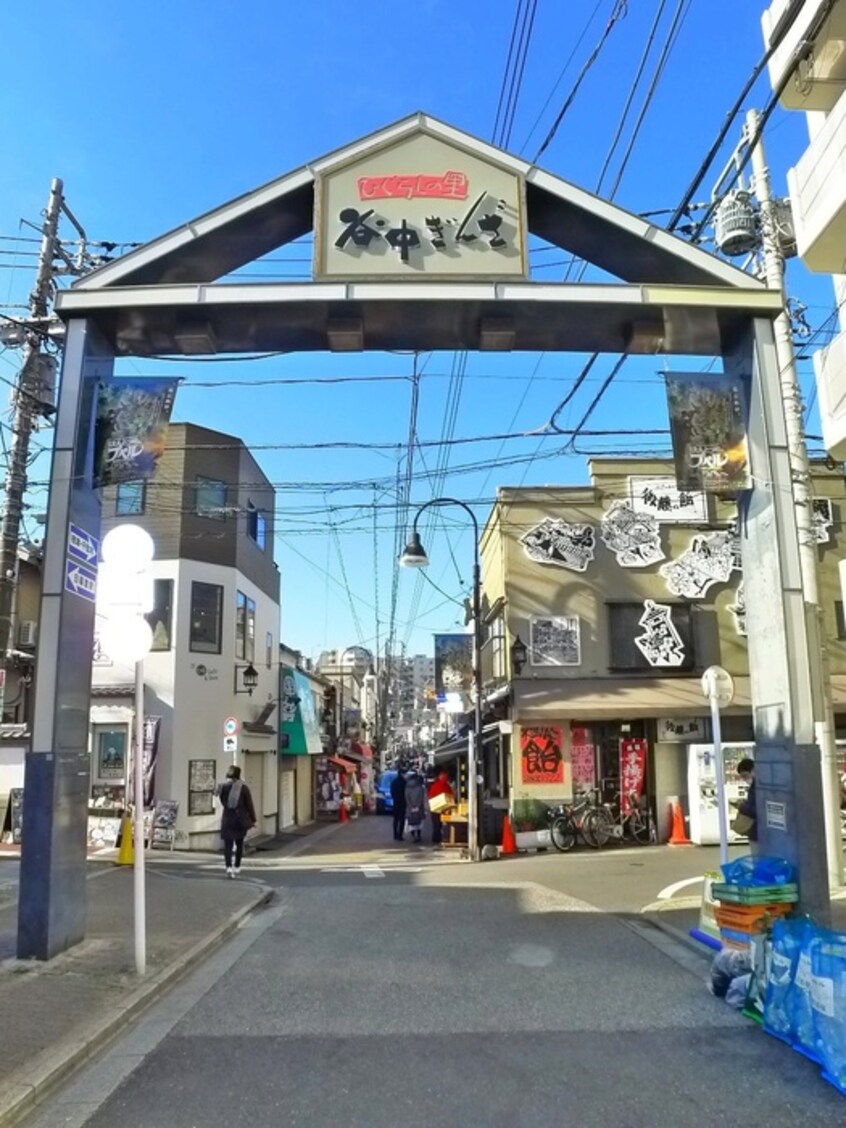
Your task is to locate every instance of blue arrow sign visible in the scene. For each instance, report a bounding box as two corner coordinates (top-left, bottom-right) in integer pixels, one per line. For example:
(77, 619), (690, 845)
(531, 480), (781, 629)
(68, 522), (100, 567)
(65, 560), (97, 602)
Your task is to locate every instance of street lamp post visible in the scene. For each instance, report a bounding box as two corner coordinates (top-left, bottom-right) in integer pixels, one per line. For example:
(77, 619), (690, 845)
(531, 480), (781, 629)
(98, 524), (155, 977)
(399, 498), (483, 860)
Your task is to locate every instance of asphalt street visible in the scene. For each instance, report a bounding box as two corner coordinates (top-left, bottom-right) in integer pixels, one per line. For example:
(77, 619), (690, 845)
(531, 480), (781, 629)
(24, 820), (846, 1127)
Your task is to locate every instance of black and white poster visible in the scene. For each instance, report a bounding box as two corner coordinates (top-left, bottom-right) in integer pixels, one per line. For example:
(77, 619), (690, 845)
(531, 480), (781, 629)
(628, 476), (708, 524)
(812, 498), (833, 545)
(660, 530), (737, 599)
(729, 582), (746, 636)
(520, 519), (595, 573)
(600, 500), (664, 568)
(529, 616), (581, 666)
(634, 601), (686, 668)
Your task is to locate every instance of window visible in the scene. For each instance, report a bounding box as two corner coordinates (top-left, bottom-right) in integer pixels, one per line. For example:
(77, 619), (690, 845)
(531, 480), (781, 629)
(247, 503), (267, 551)
(836, 602), (846, 641)
(195, 477), (227, 519)
(607, 601), (694, 672)
(266, 631), (273, 669)
(145, 579), (173, 651)
(116, 480), (145, 516)
(530, 616), (581, 666)
(190, 582), (223, 653)
(235, 590), (255, 661)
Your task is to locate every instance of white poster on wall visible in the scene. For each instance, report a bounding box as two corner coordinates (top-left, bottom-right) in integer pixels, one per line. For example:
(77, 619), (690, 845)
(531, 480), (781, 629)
(600, 500), (664, 568)
(628, 477), (708, 523)
(687, 742), (753, 845)
(520, 519), (595, 573)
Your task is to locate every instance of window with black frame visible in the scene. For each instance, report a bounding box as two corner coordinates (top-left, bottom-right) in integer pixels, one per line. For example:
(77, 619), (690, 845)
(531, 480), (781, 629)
(115, 480), (146, 516)
(247, 502), (267, 551)
(235, 590), (256, 661)
(145, 579), (173, 650)
(190, 582), (223, 653)
(195, 476), (227, 518)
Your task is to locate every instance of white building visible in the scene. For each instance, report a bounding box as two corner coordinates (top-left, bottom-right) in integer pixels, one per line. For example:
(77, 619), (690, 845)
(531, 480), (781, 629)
(90, 422), (281, 850)
(762, 0), (846, 457)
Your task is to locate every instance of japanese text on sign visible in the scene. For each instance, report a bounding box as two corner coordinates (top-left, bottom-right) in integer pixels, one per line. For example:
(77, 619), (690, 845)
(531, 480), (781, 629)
(619, 738), (647, 816)
(520, 726), (564, 786)
(357, 171), (469, 200)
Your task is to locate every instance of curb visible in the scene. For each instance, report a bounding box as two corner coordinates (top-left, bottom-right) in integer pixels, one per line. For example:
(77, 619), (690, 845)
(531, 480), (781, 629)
(0, 887), (273, 1126)
(642, 911), (715, 961)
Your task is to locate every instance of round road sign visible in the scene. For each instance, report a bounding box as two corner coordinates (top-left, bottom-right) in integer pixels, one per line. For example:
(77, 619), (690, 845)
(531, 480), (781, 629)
(223, 716), (239, 737)
(701, 666), (734, 708)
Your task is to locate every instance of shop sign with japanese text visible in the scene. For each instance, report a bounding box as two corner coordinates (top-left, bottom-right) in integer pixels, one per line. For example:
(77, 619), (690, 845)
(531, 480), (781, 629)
(619, 738), (648, 815)
(627, 477), (708, 524)
(520, 726), (564, 786)
(315, 133), (527, 279)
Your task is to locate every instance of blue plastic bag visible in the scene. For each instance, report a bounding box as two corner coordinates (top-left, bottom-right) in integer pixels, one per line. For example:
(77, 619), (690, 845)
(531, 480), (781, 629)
(810, 934), (846, 1095)
(764, 918), (810, 1044)
(720, 855), (795, 887)
(793, 926), (822, 1062)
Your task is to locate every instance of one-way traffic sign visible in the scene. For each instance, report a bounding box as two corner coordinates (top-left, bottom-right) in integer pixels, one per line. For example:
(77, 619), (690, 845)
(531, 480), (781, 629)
(65, 560), (97, 602)
(67, 522), (100, 566)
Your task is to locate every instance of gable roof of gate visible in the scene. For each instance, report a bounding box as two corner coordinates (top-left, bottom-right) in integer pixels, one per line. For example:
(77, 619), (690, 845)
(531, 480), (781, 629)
(73, 113), (759, 292)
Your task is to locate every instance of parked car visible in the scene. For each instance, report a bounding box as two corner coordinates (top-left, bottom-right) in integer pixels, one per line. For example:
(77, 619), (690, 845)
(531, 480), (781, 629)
(375, 770), (398, 814)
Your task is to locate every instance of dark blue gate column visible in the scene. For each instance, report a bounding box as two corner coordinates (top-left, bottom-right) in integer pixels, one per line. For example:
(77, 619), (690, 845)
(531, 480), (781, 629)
(17, 319), (110, 960)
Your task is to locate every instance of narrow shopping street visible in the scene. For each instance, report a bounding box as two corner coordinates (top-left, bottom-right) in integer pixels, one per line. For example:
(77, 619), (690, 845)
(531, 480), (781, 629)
(18, 818), (844, 1127)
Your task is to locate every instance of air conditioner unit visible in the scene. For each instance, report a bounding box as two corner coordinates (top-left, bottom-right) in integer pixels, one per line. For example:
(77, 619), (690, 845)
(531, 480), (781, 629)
(18, 620), (37, 647)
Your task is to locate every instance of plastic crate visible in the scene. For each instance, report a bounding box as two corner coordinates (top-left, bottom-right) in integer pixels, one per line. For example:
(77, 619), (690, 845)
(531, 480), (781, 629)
(714, 904), (793, 932)
(712, 883), (798, 905)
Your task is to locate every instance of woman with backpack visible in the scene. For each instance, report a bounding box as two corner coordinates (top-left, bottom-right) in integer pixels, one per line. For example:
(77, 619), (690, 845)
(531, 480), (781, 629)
(218, 764), (257, 877)
(403, 769), (427, 844)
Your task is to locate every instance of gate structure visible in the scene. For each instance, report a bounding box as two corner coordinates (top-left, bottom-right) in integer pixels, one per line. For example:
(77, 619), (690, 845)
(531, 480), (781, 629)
(18, 113), (829, 959)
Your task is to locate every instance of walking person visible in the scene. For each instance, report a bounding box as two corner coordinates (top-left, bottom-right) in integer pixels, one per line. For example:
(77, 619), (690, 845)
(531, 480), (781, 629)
(391, 767), (407, 841)
(427, 769), (455, 846)
(404, 769), (427, 844)
(218, 765), (257, 877)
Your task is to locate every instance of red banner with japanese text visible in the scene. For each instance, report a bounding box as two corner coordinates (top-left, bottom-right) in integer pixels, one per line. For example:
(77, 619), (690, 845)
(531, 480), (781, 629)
(520, 726), (564, 785)
(570, 725), (596, 794)
(619, 738), (648, 815)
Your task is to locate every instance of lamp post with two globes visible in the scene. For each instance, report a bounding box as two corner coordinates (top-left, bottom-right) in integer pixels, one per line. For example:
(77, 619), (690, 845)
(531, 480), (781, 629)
(97, 524), (155, 976)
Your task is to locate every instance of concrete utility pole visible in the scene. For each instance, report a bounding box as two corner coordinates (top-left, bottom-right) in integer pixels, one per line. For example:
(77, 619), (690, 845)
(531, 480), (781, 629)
(746, 109), (843, 890)
(0, 179), (64, 703)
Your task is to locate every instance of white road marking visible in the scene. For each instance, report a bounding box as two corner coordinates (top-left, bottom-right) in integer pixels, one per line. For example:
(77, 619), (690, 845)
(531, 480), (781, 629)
(657, 875), (705, 900)
(362, 865), (385, 879)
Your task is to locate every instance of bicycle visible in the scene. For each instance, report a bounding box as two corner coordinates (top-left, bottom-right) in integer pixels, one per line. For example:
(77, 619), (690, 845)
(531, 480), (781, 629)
(548, 791), (610, 852)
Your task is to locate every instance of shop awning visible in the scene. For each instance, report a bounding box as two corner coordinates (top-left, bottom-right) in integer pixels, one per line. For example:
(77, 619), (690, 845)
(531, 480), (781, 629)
(329, 755), (358, 772)
(432, 723), (503, 764)
(512, 676), (754, 721)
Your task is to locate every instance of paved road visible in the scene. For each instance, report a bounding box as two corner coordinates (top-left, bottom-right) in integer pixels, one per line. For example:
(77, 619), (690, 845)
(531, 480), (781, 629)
(28, 828), (845, 1127)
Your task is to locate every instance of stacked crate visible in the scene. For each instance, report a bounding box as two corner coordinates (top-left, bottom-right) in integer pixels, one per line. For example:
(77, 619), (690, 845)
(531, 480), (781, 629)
(711, 882), (798, 951)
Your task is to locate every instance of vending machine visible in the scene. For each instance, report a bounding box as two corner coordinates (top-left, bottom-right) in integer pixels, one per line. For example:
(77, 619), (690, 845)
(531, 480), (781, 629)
(687, 742), (753, 846)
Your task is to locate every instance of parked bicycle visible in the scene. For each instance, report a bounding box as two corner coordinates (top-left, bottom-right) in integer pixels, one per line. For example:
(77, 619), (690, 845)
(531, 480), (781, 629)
(548, 790), (610, 852)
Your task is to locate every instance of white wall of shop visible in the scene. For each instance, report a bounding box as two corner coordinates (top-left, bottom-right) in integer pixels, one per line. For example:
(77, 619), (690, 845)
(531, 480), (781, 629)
(171, 559), (280, 850)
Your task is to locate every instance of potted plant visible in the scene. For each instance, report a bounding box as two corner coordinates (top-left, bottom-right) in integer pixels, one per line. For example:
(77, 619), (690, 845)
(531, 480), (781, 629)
(511, 800), (552, 850)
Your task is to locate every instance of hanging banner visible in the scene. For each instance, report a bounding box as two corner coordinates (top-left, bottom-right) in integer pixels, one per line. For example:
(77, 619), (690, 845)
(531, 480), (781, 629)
(520, 726), (564, 785)
(142, 715), (161, 808)
(94, 377), (179, 487)
(280, 668), (322, 755)
(433, 634), (473, 708)
(570, 726), (596, 793)
(619, 738), (648, 815)
(665, 372), (751, 494)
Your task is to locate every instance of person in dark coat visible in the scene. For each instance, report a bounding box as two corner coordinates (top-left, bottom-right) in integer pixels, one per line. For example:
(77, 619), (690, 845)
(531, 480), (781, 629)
(218, 764), (257, 876)
(390, 768), (406, 842)
(736, 758), (757, 844)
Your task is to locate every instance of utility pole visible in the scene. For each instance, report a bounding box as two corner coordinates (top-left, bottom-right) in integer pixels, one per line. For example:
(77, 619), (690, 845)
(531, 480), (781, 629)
(746, 109), (843, 890)
(0, 179), (64, 711)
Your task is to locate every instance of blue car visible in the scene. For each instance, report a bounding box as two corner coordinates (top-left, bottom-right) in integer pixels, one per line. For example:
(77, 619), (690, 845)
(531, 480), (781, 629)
(375, 771), (399, 815)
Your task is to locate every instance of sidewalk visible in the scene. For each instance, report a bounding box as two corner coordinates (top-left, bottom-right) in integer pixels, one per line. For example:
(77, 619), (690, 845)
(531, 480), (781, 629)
(0, 862), (270, 1124)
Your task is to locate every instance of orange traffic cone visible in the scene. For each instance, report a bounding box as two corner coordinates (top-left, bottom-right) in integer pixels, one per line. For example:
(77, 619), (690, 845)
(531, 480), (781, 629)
(500, 815), (518, 856)
(339, 801), (349, 824)
(668, 798), (692, 846)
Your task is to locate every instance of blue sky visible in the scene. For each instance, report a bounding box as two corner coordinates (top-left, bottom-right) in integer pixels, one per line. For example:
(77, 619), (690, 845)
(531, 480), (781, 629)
(1, 1), (836, 663)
